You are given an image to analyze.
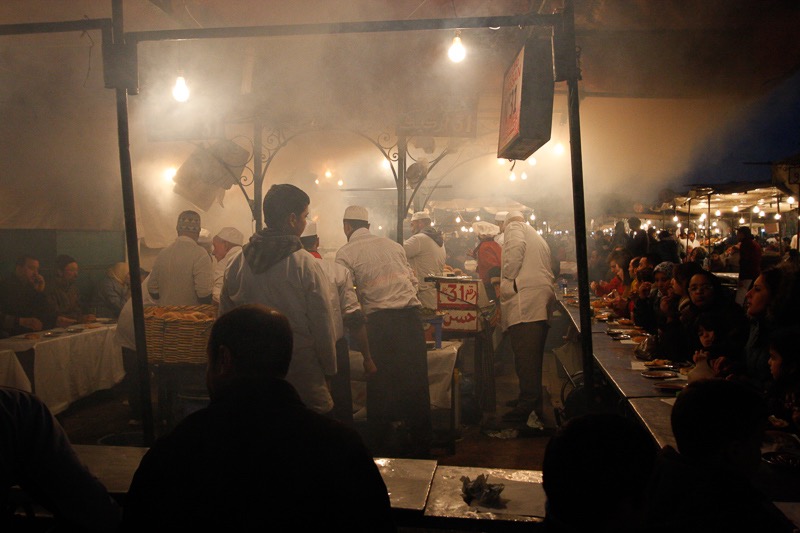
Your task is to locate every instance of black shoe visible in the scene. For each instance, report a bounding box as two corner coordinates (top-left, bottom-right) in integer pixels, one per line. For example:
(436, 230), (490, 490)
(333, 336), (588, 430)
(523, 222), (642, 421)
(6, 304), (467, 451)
(501, 406), (531, 423)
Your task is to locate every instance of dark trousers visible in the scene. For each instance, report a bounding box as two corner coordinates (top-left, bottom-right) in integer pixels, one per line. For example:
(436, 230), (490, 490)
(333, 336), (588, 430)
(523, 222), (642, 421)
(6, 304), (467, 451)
(122, 347), (142, 420)
(508, 320), (549, 416)
(366, 308), (432, 458)
(329, 337), (354, 426)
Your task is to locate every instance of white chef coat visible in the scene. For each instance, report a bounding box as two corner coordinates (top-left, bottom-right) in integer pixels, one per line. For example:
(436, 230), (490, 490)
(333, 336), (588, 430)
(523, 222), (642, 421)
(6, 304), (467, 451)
(212, 246), (242, 304)
(147, 236), (213, 306)
(403, 231), (446, 309)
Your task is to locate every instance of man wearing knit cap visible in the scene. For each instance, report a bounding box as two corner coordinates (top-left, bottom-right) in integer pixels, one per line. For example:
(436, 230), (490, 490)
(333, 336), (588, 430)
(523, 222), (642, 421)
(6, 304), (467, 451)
(494, 211), (509, 245)
(404, 210), (446, 310)
(148, 210), (213, 305)
(499, 210), (555, 430)
(336, 205), (432, 458)
(300, 219), (376, 425)
(211, 227), (244, 304)
(220, 184), (337, 416)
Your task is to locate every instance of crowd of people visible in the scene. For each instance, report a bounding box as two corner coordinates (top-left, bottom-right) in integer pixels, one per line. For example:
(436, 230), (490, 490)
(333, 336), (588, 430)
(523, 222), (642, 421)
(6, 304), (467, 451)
(589, 217), (800, 434)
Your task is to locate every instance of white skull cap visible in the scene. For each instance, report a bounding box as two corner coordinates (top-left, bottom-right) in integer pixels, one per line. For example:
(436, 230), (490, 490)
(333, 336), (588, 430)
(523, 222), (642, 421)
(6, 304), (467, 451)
(343, 205), (369, 222)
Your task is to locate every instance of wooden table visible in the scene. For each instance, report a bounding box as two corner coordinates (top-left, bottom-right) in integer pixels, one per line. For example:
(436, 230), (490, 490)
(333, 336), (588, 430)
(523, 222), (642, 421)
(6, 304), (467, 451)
(424, 465), (546, 531)
(0, 324), (124, 414)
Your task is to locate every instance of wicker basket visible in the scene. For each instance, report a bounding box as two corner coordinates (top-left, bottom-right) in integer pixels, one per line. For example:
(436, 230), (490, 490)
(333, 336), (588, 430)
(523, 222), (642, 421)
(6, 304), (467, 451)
(144, 305), (216, 364)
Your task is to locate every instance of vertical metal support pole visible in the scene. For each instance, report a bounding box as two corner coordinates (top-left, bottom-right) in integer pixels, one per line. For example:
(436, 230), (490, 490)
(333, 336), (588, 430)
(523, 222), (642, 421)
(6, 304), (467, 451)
(397, 136), (408, 243)
(686, 198), (692, 258)
(707, 193), (711, 243)
(777, 195), (783, 256)
(562, 0), (596, 407)
(253, 118), (263, 230)
(112, 0), (154, 445)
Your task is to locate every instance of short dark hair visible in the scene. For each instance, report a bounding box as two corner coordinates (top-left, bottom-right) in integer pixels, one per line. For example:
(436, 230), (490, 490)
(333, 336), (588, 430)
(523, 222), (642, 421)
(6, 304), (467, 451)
(543, 414), (655, 529)
(344, 219), (369, 231)
(263, 184), (310, 231)
(628, 216), (641, 229)
(299, 235), (318, 249)
(208, 305), (293, 379)
(56, 254), (77, 272)
(737, 226), (752, 237)
(671, 379), (766, 461)
(15, 254), (38, 267)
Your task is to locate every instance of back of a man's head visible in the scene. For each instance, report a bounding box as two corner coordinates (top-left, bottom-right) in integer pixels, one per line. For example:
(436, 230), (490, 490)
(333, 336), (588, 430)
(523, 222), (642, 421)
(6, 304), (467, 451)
(542, 413), (655, 531)
(207, 305), (293, 386)
(263, 184), (309, 231)
(671, 379), (766, 468)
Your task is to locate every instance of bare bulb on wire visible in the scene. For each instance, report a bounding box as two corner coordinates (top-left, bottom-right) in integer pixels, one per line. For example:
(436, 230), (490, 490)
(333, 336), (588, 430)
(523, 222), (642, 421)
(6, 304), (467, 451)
(172, 75), (189, 102)
(448, 31), (466, 63)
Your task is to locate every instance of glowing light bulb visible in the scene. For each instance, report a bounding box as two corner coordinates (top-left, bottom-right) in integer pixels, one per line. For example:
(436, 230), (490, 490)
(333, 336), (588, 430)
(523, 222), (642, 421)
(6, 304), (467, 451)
(753, 206), (760, 213)
(455, 216), (461, 223)
(497, 158), (506, 165)
(509, 172), (516, 182)
(530, 214), (536, 221)
(378, 225), (383, 230)
(314, 178), (319, 185)
(677, 223), (682, 228)
(381, 159), (391, 170)
(700, 213), (706, 221)
(774, 213), (781, 220)
(521, 172), (528, 180)
(337, 179), (343, 187)
(475, 215), (480, 221)
(739, 217), (745, 224)
(172, 75), (189, 102)
(759, 210), (765, 217)
(527, 156), (537, 166)
(673, 215), (679, 222)
(468, 227), (474, 232)
(788, 196), (795, 205)
(553, 142), (565, 156)
(732, 206), (739, 213)
(712, 221), (717, 227)
(163, 167), (177, 183)
(325, 170), (332, 179)
(448, 32), (466, 63)
(715, 210), (721, 217)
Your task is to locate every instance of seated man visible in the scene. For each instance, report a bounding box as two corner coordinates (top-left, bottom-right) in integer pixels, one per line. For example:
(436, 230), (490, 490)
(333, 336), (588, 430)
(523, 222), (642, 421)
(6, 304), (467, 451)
(646, 379), (794, 532)
(0, 255), (57, 335)
(46, 254), (91, 325)
(123, 305), (395, 532)
(0, 387), (121, 532)
(542, 413), (655, 532)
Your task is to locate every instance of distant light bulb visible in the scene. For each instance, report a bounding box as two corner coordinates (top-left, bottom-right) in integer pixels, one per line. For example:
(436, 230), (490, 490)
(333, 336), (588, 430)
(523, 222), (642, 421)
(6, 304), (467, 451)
(475, 215), (480, 221)
(521, 172), (528, 180)
(774, 213), (781, 220)
(529, 214), (536, 221)
(455, 216), (461, 223)
(497, 158), (506, 166)
(553, 142), (565, 156)
(759, 210), (765, 218)
(378, 225), (383, 230)
(172, 76), (189, 102)
(787, 196), (795, 204)
(753, 206), (761, 213)
(509, 172), (516, 182)
(732, 206), (739, 213)
(461, 226), (467, 232)
(468, 227), (474, 233)
(163, 167), (177, 183)
(700, 213), (706, 221)
(715, 210), (721, 217)
(448, 34), (466, 63)
(337, 179), (343, 187)
(712, 221), (717, 227)
(673, 215), (679, 222)
(325, 170), (332, 178)
(527, 156), (537, 166)
(382, 159), (391, 169)
(314, 178), (319, 185)
(739, 217), (745, 224)
(677, 223), (682, 228)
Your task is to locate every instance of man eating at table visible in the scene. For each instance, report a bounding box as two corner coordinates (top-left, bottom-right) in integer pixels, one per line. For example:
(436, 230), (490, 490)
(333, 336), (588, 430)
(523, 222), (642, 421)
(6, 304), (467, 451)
(0, 254), (58, 335)
(123, 304), (395, 532)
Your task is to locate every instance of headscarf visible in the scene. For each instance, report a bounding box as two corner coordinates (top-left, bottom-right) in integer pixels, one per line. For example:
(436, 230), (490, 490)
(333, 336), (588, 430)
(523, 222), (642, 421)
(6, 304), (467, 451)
(653, 261), (675, 279)
(107, 262), (130, 285)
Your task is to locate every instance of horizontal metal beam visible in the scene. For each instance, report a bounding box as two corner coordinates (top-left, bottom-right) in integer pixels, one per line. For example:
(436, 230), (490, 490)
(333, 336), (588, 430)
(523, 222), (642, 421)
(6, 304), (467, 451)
(127, 12), (559, 43)
(0, 18), (111, 37)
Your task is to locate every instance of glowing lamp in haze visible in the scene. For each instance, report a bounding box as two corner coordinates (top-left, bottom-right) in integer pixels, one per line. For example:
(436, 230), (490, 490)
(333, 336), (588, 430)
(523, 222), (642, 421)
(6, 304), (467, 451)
(715, 210), (721, 217)
(733, 206), (739, 213)
(172, 75), (190, 102)
(753, 206), (761, 213)
(739, 217), (745, 224)
(448, 31), (466, 63)
(788, 196), (796, 205)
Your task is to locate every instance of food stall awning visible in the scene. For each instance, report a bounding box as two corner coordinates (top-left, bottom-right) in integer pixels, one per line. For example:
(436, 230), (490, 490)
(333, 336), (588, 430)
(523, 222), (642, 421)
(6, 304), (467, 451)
(655, 181), (796, 216)
(427, 197), (531, 216)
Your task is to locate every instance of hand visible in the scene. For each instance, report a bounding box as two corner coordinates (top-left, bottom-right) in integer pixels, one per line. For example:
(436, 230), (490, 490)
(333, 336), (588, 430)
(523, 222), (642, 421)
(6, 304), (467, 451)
(692, 350), (708, 364)
(710, 356), (728, 375)
(56, 316), (77, 328)
(590, 281), (597, 291)
(19, 317), (43, 331)
(362, 357), (377, 378)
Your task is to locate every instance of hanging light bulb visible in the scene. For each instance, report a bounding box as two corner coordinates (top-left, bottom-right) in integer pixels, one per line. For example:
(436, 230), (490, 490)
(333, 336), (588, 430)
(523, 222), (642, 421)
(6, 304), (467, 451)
(497, 158), (506, 165)
(529, 214), (536, 221)
(475, 215), (481, 221)
(172, 73), (190, 102)
(774, 213), (782, 220)
(700, 213), (706, 221)
(337, 179), (343, 187)
(753, 205), (760, 213)
(739, 217), (745, 224)
(448, 30), (466, 63)
(732, 206), (739, 213)
(673, 215), (679, 222)
(787, 196), (795, 205)
(715, 210), (721, 217)
(455, 216), (461, 223)
(381, 159), (391, 170)
(527, 156), (537, 166)
(468, 227), (474, 233)
(521, 172), (528, 180)
(162, 166), (177, 183)
(325, 169), (333, 178)
(759, 210), (765, 218)
(509, 171), (516, 182)
(553, 142), (565, 156)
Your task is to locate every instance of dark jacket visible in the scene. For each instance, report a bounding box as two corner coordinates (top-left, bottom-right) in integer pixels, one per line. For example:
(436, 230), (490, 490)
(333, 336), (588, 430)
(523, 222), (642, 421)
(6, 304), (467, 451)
(739, 236), (762, 280)
(123, 378), (396, 532)
(0, 275), (57, 334)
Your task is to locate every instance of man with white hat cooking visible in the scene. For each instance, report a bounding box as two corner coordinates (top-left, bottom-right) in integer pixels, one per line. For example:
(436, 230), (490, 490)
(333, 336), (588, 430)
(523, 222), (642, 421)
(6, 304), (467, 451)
(211, 226), (244, 304)
(499, 210), (555, 430)
(403, 210), (446, 310)
(300, 219), (376, 425)
(336, 205), (432, 458)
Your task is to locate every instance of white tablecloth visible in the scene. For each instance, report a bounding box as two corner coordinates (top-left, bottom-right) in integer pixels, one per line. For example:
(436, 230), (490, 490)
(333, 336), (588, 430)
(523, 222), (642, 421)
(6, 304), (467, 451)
(351, 340), (461, 416)
(0, 325), (124, 415)
(0, 348), (31, 392)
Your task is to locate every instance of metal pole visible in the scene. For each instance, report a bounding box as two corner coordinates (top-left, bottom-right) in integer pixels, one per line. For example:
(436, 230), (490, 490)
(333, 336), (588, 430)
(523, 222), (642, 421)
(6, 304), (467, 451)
(253, 118), (263, 230)
(396, 136), (408, 243)
(685, 198), (692, 260)
(112, 0), (154, 445)
(561, 0), (596, 408)
(777, 195), (783, 256)
(707, 193), (711, 245)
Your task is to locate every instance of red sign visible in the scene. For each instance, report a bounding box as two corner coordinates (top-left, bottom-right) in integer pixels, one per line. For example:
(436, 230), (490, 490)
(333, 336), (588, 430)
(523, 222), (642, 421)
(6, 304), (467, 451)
(437, 280), (480, 310)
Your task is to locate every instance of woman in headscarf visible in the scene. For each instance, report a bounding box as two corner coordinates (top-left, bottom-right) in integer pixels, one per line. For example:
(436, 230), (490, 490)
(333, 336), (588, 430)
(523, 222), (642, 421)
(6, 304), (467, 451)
(94, 262), (130, 319)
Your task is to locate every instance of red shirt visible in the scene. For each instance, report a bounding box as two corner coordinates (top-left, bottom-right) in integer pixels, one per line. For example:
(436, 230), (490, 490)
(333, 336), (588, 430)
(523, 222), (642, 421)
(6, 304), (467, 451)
(474, 240), (502, 284)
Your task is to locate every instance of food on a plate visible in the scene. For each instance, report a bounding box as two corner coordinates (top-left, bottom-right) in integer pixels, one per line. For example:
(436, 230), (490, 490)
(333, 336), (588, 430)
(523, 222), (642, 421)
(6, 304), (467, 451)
(591, 300), (607, 309)
(617, 318), (634, 325)
(631, 336), (647, 343)
(645, 359), (671, 367)
(84, 323), (102, 329)
(24, 333), (40, 340)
